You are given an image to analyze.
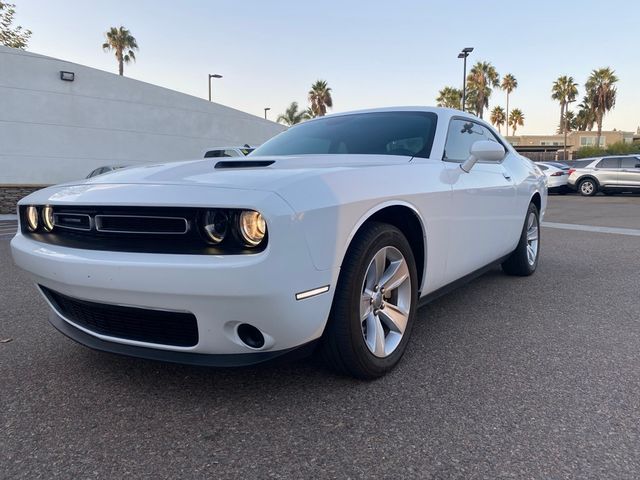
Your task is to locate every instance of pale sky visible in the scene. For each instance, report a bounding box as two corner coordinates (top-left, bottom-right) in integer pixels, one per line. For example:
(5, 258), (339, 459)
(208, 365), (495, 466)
(13, 0), (640, 134)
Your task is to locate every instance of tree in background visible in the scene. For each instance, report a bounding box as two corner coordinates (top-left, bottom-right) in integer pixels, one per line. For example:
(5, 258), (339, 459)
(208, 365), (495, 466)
(562, 110), (578, 132)
(576, 96), (597, 131)
(436, 86), (463, 109)
(102, 26), (138, 76)
(489, 106), (506, 134)
(308, 80), (333, 117)
(500, 74), (517, 135)
(585, 67), (618, 148)
(277, 102), (310, 126)
(466, 61), (500, 119)
(508, 108), (524, 135)
(0, 1), (31, 49)
(551, 76), (578, 134)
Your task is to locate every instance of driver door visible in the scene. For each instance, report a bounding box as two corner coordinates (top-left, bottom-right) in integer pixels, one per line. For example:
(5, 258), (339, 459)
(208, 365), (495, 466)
(442, 118), (518, 282)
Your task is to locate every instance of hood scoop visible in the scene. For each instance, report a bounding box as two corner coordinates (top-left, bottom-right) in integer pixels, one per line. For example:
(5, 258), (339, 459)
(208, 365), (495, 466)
(214, 160), (275, 169)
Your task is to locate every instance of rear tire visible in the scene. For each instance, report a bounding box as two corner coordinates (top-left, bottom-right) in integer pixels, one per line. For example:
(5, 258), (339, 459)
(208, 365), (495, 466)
(319, 222), (418, 379)
(578, 178), (598, 196)
(502, 203), (540, 276)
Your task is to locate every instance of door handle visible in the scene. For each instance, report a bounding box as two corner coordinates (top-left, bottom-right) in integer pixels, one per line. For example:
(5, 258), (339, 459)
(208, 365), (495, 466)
(503, 172), (512, 180)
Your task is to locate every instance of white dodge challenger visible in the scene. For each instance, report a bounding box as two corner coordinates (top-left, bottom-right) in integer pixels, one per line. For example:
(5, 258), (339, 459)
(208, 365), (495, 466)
(11, 107), (546, 379)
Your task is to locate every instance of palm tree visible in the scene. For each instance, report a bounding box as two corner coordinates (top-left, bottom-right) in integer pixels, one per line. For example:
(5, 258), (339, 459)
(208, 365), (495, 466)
(436, 86), (463, 109)
(551, 75), (579, 160)
(563, 111), (577, 132)
(102, 26), (138, 76)
(585, 67), (618, 148)
(576, 95), (596, 131)
(551, 76), (578, 134)
(466, 61), (500, 119)
(500, 74), (517, 135)
(490, 106), (506, 134)
(308, 80), (333, 117)
(508, 108), (524, 135)
(276, 102), (309, 126)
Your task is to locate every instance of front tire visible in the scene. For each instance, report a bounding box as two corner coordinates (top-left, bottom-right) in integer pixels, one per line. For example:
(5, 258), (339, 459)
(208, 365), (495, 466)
(319, 222), (418, 379)
(579, 178), (598, 196)
(502, 203), (540, 276)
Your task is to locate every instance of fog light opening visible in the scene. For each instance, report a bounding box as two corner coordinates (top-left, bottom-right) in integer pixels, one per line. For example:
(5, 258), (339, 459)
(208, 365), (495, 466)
(237, 323), (265, 349)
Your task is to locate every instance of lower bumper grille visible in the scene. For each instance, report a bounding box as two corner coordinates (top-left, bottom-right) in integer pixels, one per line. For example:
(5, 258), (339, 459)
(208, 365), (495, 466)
(40, 286), (199, 347)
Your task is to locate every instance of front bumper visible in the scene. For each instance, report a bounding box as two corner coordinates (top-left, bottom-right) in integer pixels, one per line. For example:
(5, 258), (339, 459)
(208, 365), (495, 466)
(11, 228), (335, 357)
(48, 309), (319, 366)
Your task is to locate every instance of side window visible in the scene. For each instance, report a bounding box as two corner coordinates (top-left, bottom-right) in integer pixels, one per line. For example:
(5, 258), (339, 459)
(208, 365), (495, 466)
(443, 119), (502, 162)
(223, 149), (241, 157)
(204, 150), (223, 158)
(620, 157), (640, 168)
(596, 157), (621, 168)
(538, 164), (549, 171)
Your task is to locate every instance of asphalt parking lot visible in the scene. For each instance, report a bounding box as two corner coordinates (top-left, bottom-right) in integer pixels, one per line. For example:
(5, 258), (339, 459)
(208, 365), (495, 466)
(2, 196), (640, 479)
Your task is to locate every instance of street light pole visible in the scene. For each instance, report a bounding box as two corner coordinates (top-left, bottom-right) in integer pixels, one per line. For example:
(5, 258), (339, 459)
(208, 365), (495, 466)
(208, 74), (222, 102)
(264, 107), (271, 120)
(564, 98), (576, 161)
(458, 47), (474, 112)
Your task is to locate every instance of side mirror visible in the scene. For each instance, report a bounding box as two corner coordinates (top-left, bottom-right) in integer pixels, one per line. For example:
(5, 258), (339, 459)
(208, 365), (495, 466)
(460, 140), (505, 173)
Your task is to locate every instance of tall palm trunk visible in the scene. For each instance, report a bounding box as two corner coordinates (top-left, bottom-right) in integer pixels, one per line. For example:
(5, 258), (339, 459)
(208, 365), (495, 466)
(505, 94), (509, 136)
(117, 50), (124, 76)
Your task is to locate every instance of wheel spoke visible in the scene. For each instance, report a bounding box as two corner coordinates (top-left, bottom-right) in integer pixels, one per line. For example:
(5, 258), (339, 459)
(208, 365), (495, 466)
(379, 258), (409, 292)
(365, 313), (386, 357)
(360, 291), (372, 320)
(527, 245), (535, 264)
(527, 226), (538, 241)
(379, 303), (408, 334)
(372, 248), (387, 285)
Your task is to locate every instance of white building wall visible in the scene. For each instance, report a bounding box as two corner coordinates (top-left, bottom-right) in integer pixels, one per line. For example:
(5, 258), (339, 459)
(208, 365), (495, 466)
(0, 46), (285, 184)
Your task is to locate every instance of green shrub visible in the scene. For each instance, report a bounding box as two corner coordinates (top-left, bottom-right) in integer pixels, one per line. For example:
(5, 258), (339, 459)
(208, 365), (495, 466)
(575, 141), (640, 159)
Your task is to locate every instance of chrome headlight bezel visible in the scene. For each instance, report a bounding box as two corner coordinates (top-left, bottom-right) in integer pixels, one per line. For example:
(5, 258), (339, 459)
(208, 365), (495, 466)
(238, 211), (267, 247)
(42, 205), (55, 232)
(25, 205), (39, 232)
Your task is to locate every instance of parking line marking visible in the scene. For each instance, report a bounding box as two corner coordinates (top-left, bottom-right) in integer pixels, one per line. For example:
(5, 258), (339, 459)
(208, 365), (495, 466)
(542, 222), (640, 237)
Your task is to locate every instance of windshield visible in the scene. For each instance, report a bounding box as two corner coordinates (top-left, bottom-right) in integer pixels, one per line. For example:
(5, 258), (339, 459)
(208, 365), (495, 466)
(251, 111), (438, 158)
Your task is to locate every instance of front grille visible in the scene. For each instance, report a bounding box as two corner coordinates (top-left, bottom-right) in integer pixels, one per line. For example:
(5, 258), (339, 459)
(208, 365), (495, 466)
(41, 286), (199, 347)
(95, 215), (188, 234)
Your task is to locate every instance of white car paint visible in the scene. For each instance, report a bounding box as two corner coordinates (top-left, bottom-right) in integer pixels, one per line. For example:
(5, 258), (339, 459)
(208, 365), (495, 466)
(537, 162), (569, 191)
(11, 107), (547, 364)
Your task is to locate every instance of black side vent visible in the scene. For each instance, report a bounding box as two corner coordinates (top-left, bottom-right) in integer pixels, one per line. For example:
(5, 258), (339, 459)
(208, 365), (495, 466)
(214, 160), (275, 169)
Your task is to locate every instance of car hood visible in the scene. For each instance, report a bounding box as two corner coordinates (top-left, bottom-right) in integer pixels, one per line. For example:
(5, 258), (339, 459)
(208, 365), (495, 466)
(72, 155), (412, 192)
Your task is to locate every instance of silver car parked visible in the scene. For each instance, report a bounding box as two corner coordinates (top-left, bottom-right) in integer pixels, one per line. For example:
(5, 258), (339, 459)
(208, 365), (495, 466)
(568, 155), (640, 196)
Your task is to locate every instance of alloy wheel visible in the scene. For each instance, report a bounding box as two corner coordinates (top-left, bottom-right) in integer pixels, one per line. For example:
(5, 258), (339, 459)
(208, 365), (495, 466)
(526, 212), (539, 266)
(360, 246), (412, 358)
(581, 181), (594, 195)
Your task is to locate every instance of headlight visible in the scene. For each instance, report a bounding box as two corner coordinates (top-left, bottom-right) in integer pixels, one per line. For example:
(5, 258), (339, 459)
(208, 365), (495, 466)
(26, 206), (39, 231)
(201, 210), (228, 244)
(238, 211), (266, 247)
(42, 205), (55, 231)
